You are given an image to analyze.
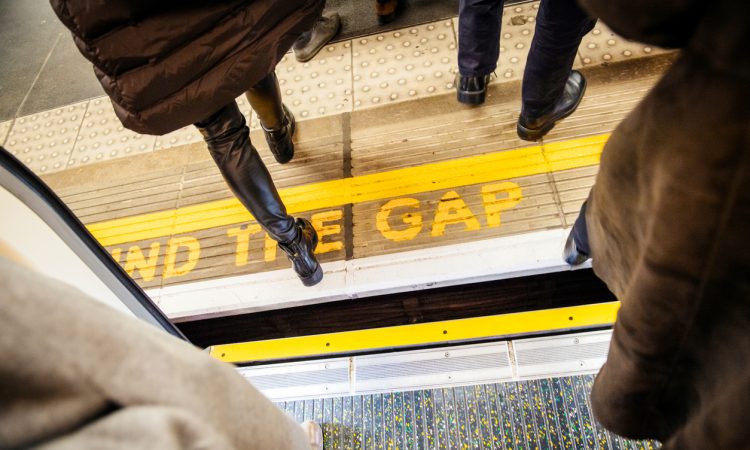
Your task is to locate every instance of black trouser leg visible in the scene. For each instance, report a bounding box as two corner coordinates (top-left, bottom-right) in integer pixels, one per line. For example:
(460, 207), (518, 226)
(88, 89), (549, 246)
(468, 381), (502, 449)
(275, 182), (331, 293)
(571, 200), (590, 255)
(457, 0), (505, 77)
(195, 101), (296, 243)
(521, 0), (596, 117)
(245, 72), (284, 130)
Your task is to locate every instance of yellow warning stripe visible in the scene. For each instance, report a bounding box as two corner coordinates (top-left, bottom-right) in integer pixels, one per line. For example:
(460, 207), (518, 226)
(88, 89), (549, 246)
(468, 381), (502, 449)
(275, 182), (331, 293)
(210, 301), (619, 364)
(88, 133), (609, 246)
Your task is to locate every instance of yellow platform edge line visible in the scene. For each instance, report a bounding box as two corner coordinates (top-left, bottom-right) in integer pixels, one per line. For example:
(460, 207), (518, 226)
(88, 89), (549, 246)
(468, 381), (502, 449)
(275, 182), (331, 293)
(209, 301), (620, 364)
(90, 133), (610, 247)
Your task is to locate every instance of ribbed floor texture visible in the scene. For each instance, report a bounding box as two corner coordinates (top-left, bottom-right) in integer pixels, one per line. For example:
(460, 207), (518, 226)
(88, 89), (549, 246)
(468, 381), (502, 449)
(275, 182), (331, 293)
(275, 374), (659, 449)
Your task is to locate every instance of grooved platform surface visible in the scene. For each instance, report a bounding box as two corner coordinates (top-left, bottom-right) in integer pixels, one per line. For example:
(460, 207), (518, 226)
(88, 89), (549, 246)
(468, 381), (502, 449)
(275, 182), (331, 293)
(9, 6), (676, 317)
(37, 54), (671, 298)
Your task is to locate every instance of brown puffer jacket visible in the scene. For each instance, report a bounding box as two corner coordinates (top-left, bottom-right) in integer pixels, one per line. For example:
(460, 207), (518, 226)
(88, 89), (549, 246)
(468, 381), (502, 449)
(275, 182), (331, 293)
(577, 0), (750, 448)
(50, 0), (325, 135)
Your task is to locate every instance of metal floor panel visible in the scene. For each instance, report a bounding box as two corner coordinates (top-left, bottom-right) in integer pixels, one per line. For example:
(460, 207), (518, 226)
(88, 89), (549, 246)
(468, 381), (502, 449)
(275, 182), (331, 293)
(274, 375), (659, 449)
(248, 331), (661, 448)
(235, 330), (614, 396)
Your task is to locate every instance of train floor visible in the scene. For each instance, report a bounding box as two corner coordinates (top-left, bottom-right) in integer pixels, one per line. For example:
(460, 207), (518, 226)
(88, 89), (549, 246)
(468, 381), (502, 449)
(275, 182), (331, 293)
(274, 375), (657, 450)
(242, 329), (660, 449)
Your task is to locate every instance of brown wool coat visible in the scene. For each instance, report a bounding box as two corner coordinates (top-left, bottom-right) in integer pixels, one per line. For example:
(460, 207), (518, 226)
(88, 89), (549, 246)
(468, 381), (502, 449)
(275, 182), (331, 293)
(0, 256), (310, 450)
(49, 0), (325, 135)
(578, 0), (750, 448)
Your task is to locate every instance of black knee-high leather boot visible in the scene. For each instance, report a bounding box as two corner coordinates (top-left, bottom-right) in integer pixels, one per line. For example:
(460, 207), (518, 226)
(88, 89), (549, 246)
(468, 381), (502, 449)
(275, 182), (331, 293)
(246, 72), (296, 164)
(195, 101), (323, 286)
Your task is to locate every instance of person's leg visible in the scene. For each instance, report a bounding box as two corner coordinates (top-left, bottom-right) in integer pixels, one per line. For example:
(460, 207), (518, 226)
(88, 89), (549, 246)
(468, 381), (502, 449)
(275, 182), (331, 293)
(196, 101), (296, 243)
(563, 200), (591, 265)
(195, 102), (323, 285)
(245, 72), (296, 164)
(0, 256), (317, 449)
(521, 0), (595, 116)
(246, 72), (285, 130)
(456, 0), (504, 104)
(458, 0), (503, 77)
(517, 0), (596, 140)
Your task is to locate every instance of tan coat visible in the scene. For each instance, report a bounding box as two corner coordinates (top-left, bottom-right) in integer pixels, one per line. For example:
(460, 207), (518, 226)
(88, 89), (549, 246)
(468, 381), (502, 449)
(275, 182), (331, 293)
(49, 0), (324, 135)
(578, 0), (750, 448)
(0, 256), (308, 450)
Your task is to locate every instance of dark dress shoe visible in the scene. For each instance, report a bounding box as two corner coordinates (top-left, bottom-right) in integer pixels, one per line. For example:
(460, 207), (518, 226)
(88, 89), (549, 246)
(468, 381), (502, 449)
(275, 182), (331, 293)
(293, 13), (341, 63)
(517, 70), (587, 141)
(456, 74), (492, 105)
(262, 105), (295, 164)
(279, 218), (324, 286)
(563, 228), (590, 266)
(376, 0), (399, 25)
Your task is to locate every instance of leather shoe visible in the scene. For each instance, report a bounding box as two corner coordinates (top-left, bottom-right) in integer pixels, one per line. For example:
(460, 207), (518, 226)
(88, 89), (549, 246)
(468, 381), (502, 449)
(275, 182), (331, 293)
(563, 228), (590, 266)
(456, 74), (492, 105)
(262, 105), (295, 164)
(279, 218), (323, 286)
(517, 70), (587, 141)
(293, 13), (341, 63)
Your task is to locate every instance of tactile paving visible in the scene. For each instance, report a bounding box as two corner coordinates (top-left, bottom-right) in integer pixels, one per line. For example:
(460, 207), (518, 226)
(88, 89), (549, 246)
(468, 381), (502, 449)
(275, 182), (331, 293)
(154, 125), (203, 151)
(0, 120), (11, 147)
(352, 20), (457, 109)
(4, 101), (87, 174)
(69, 98), (156, 169)
(154, 94), (256, 151)
(276, 40), (353, 120)
(579, 23), (668, 67)
(495, 2), (539, 82)
(10, 4), (676, 176)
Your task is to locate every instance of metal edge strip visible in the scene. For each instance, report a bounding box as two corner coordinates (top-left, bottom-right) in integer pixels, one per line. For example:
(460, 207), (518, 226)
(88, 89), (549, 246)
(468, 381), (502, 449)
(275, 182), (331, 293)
(211, 301), (619, 364)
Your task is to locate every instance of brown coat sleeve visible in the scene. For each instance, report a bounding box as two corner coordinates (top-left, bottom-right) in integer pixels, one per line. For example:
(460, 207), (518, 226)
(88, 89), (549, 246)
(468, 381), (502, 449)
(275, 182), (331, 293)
(577, 0), (704, 47)
(0, 256), (308, 449)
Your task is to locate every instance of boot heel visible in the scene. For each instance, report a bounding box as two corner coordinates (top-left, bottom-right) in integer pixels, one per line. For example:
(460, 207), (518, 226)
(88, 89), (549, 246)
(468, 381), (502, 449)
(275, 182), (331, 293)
(457, 89), (486, 105)
(301, 263), (324, 287)
(279, 218), (324, 286)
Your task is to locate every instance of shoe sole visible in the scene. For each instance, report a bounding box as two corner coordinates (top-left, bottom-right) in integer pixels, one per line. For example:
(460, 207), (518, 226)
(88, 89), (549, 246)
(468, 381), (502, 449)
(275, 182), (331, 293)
(516, 119), (554, 142)
(516, 77), (587, 141)
(300, 263), (324, 286)
(457, 88), (486, 105)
